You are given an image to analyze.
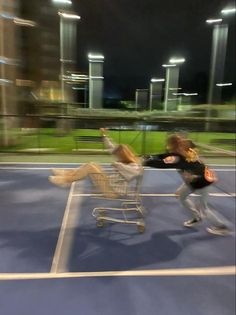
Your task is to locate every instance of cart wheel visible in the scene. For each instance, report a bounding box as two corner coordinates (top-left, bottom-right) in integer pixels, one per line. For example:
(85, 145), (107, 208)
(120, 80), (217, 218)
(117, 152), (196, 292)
(96, 219), (105, 228)
(137, 223), (145, 233)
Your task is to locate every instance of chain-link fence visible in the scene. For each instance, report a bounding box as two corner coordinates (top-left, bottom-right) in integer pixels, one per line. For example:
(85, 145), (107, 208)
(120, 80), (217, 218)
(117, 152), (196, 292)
(0, 113), (235, 156)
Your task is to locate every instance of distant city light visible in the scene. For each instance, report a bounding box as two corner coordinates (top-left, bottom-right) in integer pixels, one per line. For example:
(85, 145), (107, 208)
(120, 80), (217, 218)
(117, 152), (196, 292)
(90, 76), (104, 79)
(16, 79), (35, 87)
(216, 83), (232, 87)
(206, 19), (223, 24)
(0, 56), (19, 65)
(162, 64), (176, 68)
(172, 93), (198, 96)
(173, 93), (185, 96)
(151, 78), (165, 83)
(0, 79), (13, 85)
(14, 18), (37, 27)
(71, 74), (87, 77)
(58, 12), (81, 19)
(183, 93), (198, 96)
(221, 8), (236, 15)
(169, 58), (185, 64)
(0, 12), (14, 19)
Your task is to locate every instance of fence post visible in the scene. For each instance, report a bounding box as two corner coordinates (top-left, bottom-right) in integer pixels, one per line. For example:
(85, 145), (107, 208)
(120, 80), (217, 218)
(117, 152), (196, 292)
(141, 125), (147, 155)
(37, 117), (41, 154)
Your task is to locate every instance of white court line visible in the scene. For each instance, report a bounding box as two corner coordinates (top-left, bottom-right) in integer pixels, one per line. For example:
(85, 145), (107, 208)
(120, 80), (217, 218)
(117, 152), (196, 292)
(0, 266), (235, 281)
(0, 167), (58, 170)
(72, 193), (236, 198)
(0, 162), (110, 166)
(50, 183), (85, 273)
(50, 183), (75, 273)
(0, 162), (235, 167)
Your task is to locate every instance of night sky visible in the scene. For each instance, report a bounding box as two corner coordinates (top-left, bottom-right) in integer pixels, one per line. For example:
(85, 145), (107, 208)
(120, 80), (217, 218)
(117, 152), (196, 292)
(74, 0), (236, 101)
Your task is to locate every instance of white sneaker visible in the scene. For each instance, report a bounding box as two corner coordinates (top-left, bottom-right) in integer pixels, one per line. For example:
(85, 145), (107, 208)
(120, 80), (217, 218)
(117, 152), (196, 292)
(48, 176), (70, 187)
(206, 226), (230, 236)
(51, 169), (66, 176)
(183, 217), (201, 227)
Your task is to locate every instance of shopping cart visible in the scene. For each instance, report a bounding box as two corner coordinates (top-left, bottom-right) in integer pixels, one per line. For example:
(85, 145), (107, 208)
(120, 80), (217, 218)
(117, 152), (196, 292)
(91, 169), (146, 233)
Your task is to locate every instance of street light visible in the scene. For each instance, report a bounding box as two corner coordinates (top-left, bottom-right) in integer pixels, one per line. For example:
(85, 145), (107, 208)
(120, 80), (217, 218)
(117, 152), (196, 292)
(58, 12), (80, 19)
(169, 58), (186, 64)
(52, 0), (72, 5)
(216, 82), (232, 86)
(221, 8), (236, 15)
(162, 64), (176, 67)
(150, 78), (165, 83)
(206, 19), (223, 24)
(88, 53), (105, 61)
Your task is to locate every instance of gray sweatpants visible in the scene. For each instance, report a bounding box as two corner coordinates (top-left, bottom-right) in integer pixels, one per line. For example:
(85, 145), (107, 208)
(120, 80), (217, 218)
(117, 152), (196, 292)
(177, 183), (228, 228)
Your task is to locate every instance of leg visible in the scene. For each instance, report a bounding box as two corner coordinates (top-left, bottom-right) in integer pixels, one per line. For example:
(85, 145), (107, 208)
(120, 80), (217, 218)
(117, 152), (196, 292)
(87, 163), (118, 198)
(51, 168), (80, 176)
(51, 163), (101, 178)
(49, 162), (105, 185)
(49, 162), (117, 197)
(198, 186), (230, 235)
(176, 183), (202, 227)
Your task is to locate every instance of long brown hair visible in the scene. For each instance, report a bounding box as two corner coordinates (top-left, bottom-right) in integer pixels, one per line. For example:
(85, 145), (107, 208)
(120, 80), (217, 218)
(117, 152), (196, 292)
(114, 144), (140, 164)
(167, 134), (198, 162)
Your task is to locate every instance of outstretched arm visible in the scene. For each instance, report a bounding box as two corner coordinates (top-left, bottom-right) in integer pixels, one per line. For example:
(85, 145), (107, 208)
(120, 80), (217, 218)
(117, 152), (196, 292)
(100, 128), (118, 152)
(143, 153), (185, 169)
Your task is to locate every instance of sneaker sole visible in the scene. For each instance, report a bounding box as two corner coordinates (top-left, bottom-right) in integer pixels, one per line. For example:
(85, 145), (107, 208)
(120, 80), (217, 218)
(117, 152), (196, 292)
(206, 227), (230, 236)
(183, 220), (201, 228)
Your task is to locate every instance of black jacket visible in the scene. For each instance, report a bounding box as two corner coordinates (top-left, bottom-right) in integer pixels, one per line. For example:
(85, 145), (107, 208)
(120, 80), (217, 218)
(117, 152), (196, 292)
(143, 153), (216, 190)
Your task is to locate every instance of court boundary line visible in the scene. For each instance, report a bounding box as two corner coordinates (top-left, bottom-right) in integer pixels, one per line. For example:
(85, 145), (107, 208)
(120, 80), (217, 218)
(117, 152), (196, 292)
(0, 266), (235, 281)
(1, 164), (235, 279)
(72, 193), (236, 198)
(50, 182), (76, 273)
(0, 162), (235, 167)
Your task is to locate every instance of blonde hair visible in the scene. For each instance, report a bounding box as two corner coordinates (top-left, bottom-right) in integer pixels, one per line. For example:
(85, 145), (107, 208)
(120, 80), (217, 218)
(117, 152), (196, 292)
(114, 144), (140, 164)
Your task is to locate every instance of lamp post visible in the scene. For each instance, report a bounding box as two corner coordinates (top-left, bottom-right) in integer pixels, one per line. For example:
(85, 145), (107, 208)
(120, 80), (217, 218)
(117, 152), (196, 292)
(162, 58), (185, 112)
(58, 11), (80, 104)
(206, 18), (227, 105)
(149, 78), (165, 111)
(205, 6), (235, 130)
(88, 53), (105, 109)
(206, 7), (235, 105)
(135, 89), (148, 111)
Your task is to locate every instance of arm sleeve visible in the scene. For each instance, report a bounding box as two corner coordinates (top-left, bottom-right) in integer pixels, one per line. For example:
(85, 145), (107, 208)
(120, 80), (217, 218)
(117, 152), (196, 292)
(102, 136), (118, 153)
(143, 153), (185, 169)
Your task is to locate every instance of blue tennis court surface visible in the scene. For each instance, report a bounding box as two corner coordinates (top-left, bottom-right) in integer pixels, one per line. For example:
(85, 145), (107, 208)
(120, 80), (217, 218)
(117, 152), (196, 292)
(0, 163), (235, 315)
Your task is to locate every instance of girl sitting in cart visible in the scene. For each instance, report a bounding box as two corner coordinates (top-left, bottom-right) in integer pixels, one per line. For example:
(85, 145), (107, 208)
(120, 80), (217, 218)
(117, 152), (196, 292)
(49, 128), (143, 198)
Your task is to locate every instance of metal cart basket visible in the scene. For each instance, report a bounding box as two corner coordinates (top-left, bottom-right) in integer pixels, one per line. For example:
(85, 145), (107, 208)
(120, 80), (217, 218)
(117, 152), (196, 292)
(91, 169), (146, 233)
